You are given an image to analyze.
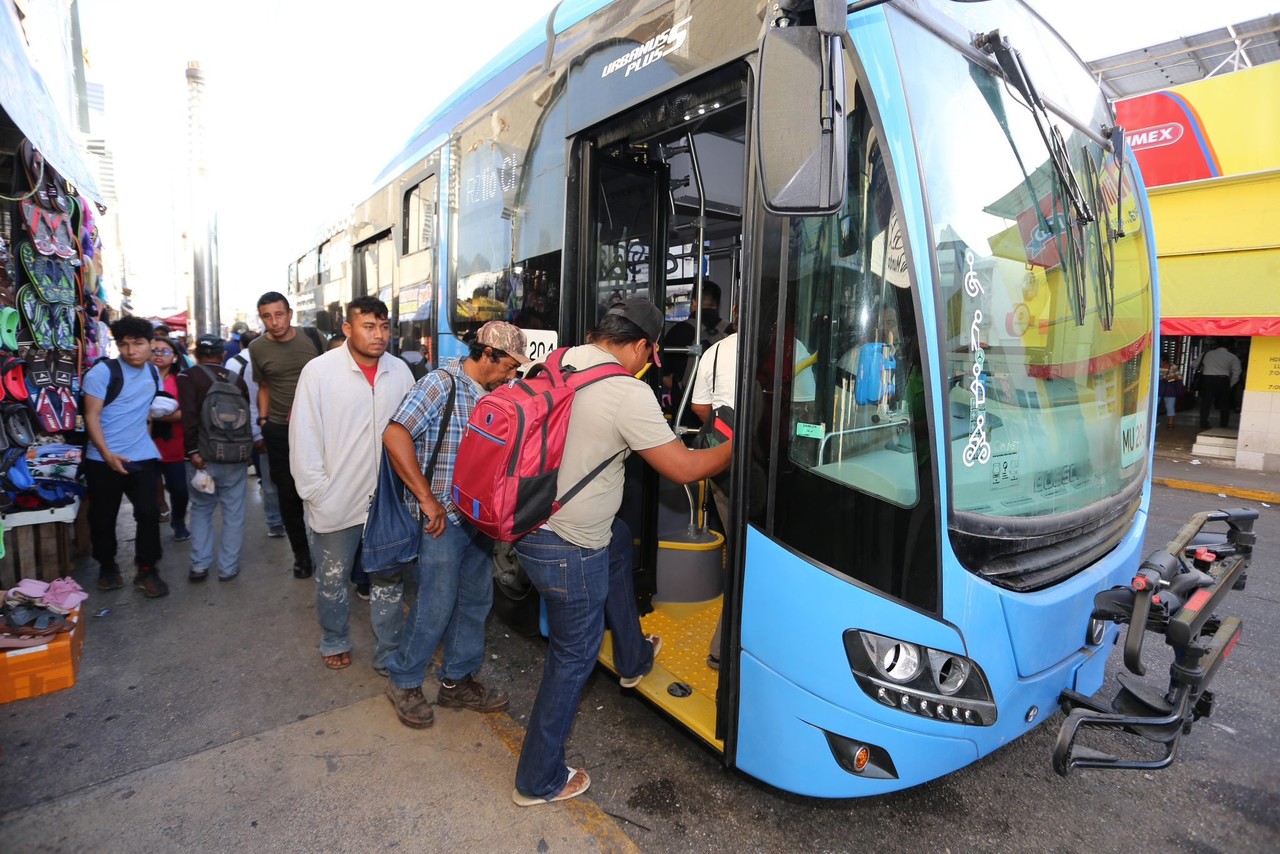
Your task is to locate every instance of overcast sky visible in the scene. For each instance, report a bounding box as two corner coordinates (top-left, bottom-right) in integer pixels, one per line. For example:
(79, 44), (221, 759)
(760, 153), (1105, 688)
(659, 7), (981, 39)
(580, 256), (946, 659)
(75, 0), (1276, 320)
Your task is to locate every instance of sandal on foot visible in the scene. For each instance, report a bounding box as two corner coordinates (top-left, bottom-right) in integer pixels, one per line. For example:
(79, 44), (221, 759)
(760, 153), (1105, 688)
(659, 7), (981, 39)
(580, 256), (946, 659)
(512, 767), (591, 807)
(323, 651), (351, 670)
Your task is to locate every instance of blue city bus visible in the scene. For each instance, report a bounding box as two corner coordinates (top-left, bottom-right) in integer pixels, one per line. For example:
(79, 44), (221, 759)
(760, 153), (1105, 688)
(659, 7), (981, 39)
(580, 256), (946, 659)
(289, 0), (1254, 796)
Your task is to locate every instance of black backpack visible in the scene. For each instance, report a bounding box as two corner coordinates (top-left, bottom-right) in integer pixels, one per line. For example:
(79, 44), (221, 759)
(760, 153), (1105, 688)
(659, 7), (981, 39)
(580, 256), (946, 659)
(194, 365), (253, 463)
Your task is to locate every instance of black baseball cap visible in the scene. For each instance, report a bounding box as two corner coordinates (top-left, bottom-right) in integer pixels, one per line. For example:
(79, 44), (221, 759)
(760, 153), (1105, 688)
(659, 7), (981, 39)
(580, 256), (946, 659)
(606, 297), (664, 366)
(195, 334), (225, 357)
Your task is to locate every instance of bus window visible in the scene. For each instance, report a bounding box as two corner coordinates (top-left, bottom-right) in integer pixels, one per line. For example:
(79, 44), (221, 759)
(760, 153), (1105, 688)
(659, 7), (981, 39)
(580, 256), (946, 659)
(403, 178), (435, 256)
(452, 75), (568, 339)
(787, 137), (921, 506)
(758, 84), (936, 612)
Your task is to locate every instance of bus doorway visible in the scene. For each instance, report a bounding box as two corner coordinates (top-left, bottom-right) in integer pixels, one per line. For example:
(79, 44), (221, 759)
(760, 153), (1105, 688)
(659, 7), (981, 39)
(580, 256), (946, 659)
(568, 69), (750, 750)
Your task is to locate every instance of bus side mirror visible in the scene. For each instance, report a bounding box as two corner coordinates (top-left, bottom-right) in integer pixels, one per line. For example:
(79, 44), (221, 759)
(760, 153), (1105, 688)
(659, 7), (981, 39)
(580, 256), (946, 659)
(756, 24), (847, 215)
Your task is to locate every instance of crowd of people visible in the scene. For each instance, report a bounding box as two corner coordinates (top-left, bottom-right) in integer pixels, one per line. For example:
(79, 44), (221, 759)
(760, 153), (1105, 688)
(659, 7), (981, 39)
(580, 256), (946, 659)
(82, 292), (731, 807)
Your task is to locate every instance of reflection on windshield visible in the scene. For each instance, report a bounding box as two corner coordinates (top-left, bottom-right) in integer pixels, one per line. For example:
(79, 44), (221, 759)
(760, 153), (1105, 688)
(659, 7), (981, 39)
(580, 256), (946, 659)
(894, 16), (1153, 523)
(782, 119), (924, 508)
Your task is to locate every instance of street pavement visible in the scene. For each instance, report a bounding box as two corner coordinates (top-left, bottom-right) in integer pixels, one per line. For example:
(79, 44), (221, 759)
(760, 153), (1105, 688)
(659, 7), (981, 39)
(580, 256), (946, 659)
(1, 420), (1274, 852)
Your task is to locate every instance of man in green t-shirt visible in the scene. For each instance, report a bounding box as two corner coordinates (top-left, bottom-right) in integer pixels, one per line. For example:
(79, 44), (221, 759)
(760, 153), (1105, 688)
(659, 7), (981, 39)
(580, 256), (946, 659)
(248, 291), (326, 578)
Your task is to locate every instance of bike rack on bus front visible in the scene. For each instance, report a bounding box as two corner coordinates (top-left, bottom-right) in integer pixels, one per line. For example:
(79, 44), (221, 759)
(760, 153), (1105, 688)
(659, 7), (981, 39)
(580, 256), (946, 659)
(1053, 508), (1257, 776)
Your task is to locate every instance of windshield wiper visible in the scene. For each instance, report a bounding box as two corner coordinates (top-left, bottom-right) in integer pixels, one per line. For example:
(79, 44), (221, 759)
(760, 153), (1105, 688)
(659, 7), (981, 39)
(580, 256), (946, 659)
(1104, 125), (1127, 240)
(976, 31), (1094, 226)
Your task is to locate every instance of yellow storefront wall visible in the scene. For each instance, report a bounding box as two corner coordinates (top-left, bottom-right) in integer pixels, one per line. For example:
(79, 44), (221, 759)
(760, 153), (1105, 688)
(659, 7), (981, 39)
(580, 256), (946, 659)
(1149, 169), (1280, 326)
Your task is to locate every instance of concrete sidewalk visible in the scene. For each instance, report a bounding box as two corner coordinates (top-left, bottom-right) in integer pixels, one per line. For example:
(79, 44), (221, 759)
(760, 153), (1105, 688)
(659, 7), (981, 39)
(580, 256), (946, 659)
(1152, 420), (1280, 503)
(0, 479), (636, 853)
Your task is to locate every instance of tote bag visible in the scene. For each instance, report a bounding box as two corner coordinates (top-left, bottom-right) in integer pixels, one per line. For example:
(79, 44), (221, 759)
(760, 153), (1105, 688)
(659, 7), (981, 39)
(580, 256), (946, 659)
(361, 373), (455, 574)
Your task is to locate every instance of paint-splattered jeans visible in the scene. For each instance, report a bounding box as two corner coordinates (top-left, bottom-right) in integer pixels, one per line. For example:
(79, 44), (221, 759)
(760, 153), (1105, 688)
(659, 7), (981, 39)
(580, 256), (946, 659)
(309, 524), (403, 668)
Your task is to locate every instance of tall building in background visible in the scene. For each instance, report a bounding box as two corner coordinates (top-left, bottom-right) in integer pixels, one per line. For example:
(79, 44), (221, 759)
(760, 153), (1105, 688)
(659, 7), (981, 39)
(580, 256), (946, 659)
(186, 60), (219, 336)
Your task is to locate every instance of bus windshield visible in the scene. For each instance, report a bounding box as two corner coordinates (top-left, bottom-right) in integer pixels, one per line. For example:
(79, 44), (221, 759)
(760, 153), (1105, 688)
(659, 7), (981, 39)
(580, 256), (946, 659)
(891, 12), (1154, 542)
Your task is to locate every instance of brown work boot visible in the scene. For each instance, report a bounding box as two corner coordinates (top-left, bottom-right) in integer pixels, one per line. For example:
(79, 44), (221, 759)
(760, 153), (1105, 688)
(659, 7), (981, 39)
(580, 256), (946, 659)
(97, 564), (124, 590)
(133, 567), (169, 598)
(385, 681), (434, 728)
(436, 675), (509, 713)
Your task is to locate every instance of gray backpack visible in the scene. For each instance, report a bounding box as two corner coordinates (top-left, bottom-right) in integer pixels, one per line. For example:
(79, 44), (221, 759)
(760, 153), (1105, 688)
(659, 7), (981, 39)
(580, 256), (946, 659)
(195, 365), (253, 462)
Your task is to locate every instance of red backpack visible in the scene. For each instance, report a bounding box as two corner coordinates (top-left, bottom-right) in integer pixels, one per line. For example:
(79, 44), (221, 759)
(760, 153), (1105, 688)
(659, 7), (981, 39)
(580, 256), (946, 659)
(451, 347), (631, 541)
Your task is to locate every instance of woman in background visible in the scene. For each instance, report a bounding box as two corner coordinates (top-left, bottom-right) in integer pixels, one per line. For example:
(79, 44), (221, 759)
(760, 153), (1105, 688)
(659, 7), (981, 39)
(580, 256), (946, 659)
(152, 338), (190, 540)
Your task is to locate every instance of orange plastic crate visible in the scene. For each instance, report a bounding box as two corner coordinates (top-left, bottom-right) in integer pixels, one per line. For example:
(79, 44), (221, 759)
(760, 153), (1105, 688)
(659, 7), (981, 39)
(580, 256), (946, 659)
(0, 608), (85, 704)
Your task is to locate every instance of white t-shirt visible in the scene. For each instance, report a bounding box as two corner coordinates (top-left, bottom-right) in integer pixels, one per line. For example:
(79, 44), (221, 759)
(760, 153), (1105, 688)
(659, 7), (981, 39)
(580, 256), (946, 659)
(691, 334), (738, 411)
(793, 338), (816, 403)
(547, 344), (677, 549)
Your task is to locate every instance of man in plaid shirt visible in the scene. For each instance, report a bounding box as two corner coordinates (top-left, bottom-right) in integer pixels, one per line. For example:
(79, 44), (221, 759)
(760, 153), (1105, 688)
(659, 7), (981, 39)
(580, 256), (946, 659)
(380, 321), (531, 728)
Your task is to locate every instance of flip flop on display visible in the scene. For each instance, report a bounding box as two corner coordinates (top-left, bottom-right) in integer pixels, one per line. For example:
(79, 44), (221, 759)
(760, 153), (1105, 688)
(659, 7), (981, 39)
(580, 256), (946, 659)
(18, 243), (77, 305)
(19, 200), (77, 260)
(52, 304), (76, 351)
(55, 387), (77, 431)
(17, 286), (55, 350)
(52, 351), (76, 388)
(32, 388), (63, 433)
(23, 352), (53, 389)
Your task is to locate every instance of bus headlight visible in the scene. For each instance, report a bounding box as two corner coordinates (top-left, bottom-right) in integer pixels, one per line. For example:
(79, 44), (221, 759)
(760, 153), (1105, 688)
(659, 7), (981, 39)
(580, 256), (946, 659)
(862, 633), (923, 683)
(845, 630), (997, 726)
(928, 650), (971, 696)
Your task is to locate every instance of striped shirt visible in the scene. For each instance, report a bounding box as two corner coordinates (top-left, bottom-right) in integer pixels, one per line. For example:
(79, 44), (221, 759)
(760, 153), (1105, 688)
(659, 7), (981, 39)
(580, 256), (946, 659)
(389, 358), (483, 526)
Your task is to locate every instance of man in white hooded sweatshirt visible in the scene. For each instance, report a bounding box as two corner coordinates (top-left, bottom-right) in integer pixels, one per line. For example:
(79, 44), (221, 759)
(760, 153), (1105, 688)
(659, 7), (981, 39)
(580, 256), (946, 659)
(290, 296), (414, 672)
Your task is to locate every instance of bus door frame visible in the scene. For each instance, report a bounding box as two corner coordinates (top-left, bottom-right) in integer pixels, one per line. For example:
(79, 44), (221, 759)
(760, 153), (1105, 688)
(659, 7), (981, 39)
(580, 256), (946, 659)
(569, 136), (670, 584)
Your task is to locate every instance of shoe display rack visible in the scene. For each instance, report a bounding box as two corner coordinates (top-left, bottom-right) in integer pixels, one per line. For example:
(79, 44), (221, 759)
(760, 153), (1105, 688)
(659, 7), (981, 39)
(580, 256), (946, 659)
(2, 135), (109, 573)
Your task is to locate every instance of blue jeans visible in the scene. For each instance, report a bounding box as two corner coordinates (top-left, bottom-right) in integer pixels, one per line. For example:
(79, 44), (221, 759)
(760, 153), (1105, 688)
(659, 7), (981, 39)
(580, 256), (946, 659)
(158, 460), (190, 532)
(310, 524), (403, 664)
(513, 517), (653, 800)
(387, 520), (493, 689)
(186, 461), (248, 576)
(255, 450), (283, 528)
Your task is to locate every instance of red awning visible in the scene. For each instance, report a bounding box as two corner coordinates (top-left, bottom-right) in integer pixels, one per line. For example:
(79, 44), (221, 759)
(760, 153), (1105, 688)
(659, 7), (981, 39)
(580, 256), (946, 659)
(149, 311), (189, 330)
(1161, 317), (1280, 337)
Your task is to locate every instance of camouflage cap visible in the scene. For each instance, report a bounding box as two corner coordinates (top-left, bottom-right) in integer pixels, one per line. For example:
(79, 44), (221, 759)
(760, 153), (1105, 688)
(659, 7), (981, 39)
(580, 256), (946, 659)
(476, 320), (532, 365)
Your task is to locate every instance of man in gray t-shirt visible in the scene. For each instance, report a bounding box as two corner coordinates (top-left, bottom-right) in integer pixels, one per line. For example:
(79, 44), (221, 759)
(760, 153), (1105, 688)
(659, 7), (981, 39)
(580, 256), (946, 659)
(511, 298), (731, 807)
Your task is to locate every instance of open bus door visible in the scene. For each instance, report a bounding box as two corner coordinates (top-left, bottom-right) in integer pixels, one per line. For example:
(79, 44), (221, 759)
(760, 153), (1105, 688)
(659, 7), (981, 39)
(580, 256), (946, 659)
(574, 139), (670, 615)
(561, 67), (755, 752)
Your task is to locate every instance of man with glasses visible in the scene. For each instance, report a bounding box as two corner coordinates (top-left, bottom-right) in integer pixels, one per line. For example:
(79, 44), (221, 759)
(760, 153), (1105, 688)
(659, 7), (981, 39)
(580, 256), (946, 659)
(511, 298), (731, 806)
(381, 321), (529, 727)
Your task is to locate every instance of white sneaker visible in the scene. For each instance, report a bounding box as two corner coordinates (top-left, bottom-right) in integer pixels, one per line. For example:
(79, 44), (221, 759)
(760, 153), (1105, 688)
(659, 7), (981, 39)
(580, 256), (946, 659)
(620, 635), (662, 688)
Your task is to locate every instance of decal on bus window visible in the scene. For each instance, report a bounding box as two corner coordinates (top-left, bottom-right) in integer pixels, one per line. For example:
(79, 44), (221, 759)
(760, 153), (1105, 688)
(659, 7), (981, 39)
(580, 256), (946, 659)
(600, 15), (692, 80)
(963, 253), (991, 468)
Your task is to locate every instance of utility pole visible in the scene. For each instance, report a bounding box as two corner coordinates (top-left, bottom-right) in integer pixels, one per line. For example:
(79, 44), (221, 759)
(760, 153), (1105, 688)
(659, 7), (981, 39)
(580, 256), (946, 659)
(186, 61), (219, 336)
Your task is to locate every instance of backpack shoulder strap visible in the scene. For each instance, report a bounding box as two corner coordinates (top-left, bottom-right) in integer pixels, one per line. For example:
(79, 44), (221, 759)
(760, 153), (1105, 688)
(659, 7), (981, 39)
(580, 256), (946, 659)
(303, 326), (325, 356)
(195, 364), (218, 383)
(711, 338), (720, 396)
(231, 352), (248, 371)
(103, 358), (124, 406)
(564, 360), (632, 391)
